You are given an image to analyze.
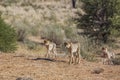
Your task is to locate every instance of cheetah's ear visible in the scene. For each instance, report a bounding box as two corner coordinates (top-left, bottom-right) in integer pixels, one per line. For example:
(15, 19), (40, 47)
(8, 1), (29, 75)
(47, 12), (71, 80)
(64, 42), (67, 46)
(44, 39), (49, 43)
(43, 40), (46, 43)
(102, 47), (105, 50)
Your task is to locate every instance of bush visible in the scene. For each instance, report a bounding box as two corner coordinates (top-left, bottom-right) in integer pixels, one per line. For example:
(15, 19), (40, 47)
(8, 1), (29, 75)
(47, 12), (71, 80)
(24, 39), (37, 50)
(16, 28), (27, 41)
(81, 50), (97, 62)
(0, 17), (17, 52)
(64, 26), (79, 42)
(40, 24), (66, 45)
(30, 26), (40, 36)
(13, 20), (28, 42)
(80, 36), (99, 62)
(112, 57), (120, 65)
(13, 18), (41, 41)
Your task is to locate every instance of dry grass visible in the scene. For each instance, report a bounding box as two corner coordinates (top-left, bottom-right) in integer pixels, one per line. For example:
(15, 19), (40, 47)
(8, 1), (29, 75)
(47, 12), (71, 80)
(0, 1), (120, 80)
(0, 37), (120, 80)
(0, 51), (120, 80)
(0, 0), (80, 27)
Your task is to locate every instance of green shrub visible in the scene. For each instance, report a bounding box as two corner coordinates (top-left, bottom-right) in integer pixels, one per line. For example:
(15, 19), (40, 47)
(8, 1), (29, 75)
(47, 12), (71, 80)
(64, 26), (79, 42)
(112, 57), (120, 65)
(0, 17), (17, 52)
(24, 39), (37, 50)
(13, 20), (28, 42)
(79, 36), (100, 62)
(80, 49), (97, 62)
(110, 27), (120, 37)
(16, 28), (27, 41)
(30, 27), (40, 36)
(40, 24), (66, 45)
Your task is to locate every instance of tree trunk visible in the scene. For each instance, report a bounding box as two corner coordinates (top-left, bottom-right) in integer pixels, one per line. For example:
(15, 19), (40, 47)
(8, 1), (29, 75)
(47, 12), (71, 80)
(72, 0), (76, 8)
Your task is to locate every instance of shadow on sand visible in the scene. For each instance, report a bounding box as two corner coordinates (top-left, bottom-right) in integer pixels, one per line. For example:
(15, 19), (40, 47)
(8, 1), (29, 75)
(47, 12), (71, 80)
(30, 57), (67, 63)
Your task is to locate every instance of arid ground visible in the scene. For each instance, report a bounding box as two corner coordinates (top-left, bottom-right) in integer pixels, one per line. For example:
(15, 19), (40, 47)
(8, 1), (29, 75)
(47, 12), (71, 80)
(0, 0), (120, 80)
(0, 51), (120, 80)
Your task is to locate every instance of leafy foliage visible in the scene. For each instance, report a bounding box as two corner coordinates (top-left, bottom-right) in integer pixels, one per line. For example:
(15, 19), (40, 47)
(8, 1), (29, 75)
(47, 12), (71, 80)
(16, 28), (27, 41)
(64, 26), (79, 42)
(24, 39), (37, 50)
(40, 24), (66, 45)
(77, 0), (120, 43)
(0, 16), (17, 52)
(110, 0), (120, 37)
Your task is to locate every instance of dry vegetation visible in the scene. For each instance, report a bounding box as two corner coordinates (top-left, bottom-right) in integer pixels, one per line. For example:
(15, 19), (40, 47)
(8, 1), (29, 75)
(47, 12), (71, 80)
(0, 0), (82, 28)
(0, 0), (120, 80)
(0, 36), (120, 80)
(0, 50), (120, 80)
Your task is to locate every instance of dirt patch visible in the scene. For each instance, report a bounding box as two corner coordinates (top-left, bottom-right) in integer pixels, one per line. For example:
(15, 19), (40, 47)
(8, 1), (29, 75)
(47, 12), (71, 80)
(0, 53), (120, 80)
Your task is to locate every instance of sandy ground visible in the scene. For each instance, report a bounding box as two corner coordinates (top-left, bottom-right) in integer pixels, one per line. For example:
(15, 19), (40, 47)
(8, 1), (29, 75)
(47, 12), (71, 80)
(0, 36), (120, 80)
(0, 52), (120, 80)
